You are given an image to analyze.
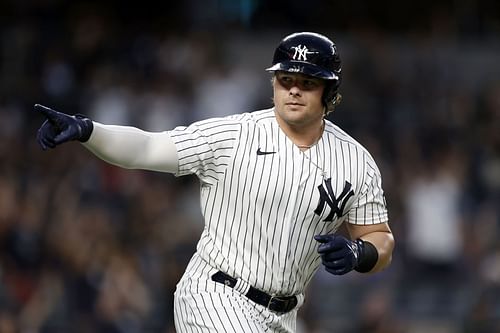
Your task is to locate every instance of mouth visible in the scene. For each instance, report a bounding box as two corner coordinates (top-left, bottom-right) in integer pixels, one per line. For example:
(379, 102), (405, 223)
(285, 101), (305, 106)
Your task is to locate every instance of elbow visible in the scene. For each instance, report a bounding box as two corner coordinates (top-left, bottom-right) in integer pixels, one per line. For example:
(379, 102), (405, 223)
(378, 232), (396, 272)
(367, 231), (395, 274)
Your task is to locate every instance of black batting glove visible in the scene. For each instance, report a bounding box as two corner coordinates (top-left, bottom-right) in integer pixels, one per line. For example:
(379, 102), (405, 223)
(315, 234), (379, 275)
(314, 234), (361, 275)
(35, 104), (93, 150)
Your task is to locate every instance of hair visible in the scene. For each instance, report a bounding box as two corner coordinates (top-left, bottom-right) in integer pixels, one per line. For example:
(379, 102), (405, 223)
(324, 92), (342, 116)
(323, 79), (342, 115)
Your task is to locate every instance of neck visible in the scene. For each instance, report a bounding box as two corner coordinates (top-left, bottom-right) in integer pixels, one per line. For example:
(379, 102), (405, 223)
(276, 116), (325, 151)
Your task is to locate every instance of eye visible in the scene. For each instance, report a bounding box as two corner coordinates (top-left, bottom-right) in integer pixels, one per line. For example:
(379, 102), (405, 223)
(302, 80), (318, 89)
(301, 79), (323, 90)
(279, 75), (293, 83)
(276, 73), (295, 88)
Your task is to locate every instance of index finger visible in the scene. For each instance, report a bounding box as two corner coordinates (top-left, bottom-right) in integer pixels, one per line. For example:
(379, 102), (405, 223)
(34, 104), (59, 120)
(314, 234), (332, 243)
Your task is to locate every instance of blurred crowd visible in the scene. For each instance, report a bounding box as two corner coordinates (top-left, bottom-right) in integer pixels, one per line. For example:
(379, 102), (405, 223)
(1, 1), (499, 332)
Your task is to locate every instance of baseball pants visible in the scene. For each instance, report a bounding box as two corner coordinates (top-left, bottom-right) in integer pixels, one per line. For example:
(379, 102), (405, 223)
(174, 253), (302, 333)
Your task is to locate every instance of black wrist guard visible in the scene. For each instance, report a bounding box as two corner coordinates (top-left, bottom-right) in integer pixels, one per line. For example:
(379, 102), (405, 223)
(354, 239), (379, 273)
(74, 114), (94, 142)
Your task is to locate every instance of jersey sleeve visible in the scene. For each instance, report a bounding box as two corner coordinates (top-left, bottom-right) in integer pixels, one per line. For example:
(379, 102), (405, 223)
(347, 153), (389, 225)
(167, 116), (242, 185)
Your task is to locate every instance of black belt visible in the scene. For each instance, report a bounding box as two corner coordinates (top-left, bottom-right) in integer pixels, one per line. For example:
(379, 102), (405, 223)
(211, 271), (298, 314)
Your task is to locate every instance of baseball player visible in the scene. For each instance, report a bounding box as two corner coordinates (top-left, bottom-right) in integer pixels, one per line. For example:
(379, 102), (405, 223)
(36, 32), (394, 332)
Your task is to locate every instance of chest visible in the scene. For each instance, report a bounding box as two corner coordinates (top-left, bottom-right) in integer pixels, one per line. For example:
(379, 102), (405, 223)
(228, 125), (358, 224)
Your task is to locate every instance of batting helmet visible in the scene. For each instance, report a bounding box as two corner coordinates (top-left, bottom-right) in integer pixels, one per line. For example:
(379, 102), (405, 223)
(266, 32), (342, 112)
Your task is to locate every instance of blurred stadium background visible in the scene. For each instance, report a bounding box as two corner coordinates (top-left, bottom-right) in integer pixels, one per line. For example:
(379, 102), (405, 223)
(1, 0), (499, 332)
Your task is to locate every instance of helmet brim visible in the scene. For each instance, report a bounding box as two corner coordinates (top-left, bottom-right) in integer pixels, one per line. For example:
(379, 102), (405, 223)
(266, 61), (339, 80)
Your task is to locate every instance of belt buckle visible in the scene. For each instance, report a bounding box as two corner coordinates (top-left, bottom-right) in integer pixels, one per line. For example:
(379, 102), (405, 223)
(268, 296), (289, 313)
(270, 296), (297, 313)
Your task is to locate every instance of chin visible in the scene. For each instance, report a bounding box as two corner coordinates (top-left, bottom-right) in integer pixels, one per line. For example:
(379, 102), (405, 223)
(283, 114), (309, 126)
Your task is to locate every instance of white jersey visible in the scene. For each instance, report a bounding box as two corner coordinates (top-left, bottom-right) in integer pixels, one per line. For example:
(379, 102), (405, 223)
(168, 108), (388, 297)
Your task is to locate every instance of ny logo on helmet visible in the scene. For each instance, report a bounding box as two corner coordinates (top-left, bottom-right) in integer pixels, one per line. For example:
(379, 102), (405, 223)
(291, 45), (317, 61)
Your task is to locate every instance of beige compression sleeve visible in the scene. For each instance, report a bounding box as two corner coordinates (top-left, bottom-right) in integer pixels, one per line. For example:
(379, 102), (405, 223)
(82, 122), (178, 173)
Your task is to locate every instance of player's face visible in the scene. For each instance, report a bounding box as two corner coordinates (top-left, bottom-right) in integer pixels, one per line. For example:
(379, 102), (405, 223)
(273, 71), (325, 128)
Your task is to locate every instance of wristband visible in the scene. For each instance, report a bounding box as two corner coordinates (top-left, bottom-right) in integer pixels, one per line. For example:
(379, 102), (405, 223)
(75, 114), (94, 142)
(354, 239), (379, 273)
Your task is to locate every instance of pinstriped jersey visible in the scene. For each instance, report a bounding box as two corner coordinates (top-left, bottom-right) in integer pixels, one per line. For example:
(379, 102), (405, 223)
(168, 108), (388, 296)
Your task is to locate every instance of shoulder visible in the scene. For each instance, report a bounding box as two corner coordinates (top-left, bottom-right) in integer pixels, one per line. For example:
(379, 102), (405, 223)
(218, 108), (276, 133)
(169, 108), (275, 139)
(232, 108), (275, 125)
(323, 120), (362, 148)
(192, 108), (274, 127)
(323, 120), (379, 167)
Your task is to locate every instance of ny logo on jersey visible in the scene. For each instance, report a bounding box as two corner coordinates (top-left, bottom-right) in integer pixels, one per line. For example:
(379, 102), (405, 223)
(290, 45), (317, 61)
(314, 179), (354, 222)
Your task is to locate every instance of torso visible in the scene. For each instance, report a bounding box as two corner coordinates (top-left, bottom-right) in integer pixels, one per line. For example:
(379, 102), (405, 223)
(194, 109), (367, 295)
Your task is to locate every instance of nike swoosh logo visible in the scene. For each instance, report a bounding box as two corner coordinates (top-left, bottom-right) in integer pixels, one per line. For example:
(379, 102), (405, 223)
(257, 148), (276, 155)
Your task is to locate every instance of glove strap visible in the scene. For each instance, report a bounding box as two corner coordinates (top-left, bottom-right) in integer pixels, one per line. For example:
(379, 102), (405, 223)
(74, 114), (94, 142)
(354, 239), (379, 273)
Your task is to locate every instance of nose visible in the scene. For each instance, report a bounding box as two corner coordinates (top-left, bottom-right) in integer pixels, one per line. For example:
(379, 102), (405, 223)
(289, 85), (301, 96)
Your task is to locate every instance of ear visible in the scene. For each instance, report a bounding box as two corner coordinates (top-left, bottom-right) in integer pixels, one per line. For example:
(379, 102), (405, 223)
(324, 93), (342, 116)
(333, 93), (342, 106)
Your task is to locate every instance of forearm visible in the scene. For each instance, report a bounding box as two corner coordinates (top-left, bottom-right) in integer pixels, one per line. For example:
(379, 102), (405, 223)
(359, 231), (394, 273)
(82, 122), (178, 173)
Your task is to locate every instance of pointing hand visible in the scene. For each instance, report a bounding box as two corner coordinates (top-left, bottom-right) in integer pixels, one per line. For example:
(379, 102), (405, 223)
(35, 104), (93, 150)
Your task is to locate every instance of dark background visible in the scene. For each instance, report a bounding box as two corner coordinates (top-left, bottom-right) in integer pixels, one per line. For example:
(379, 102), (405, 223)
(0, 0), (499, 332)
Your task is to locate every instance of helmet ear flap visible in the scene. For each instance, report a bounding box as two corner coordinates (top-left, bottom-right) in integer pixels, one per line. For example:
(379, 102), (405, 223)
(323, 80), (342, 115)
